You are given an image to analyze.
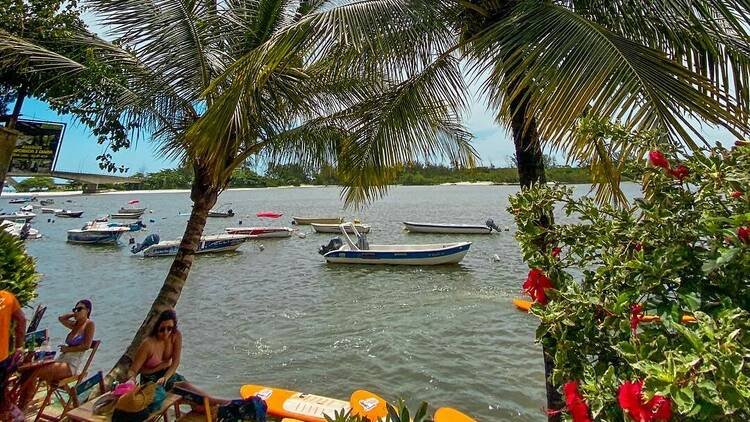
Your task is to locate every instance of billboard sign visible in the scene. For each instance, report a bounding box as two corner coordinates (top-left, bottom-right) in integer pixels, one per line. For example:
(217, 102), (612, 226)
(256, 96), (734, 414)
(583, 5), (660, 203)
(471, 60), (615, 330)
(9, 120), (66, 174)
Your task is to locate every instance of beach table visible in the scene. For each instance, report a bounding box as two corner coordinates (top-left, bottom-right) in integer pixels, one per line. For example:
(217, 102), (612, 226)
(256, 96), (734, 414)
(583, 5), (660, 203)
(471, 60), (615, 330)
(65, 392), (182, 421)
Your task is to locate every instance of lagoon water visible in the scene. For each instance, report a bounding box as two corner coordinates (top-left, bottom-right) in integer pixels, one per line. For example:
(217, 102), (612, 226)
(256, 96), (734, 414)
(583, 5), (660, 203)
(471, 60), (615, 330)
(15, 184), (584, 420)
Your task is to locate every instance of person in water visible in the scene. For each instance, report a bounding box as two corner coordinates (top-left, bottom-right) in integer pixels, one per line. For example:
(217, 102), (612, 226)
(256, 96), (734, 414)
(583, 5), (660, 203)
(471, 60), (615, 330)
(128, 309), (187, 391)
(18, 300), (95, 409)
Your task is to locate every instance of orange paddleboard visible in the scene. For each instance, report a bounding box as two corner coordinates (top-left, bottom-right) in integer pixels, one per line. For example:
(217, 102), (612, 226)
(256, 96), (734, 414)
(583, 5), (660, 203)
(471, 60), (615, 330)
(350, 390), (388, 421)
(513, 299), (532, 312)
(434, 407), (477, 422)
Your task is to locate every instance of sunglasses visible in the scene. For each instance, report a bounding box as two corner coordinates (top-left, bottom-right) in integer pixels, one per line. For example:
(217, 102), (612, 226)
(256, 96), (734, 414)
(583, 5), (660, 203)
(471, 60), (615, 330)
(158, 326), (174, 333)
(72, 307), (85, 313)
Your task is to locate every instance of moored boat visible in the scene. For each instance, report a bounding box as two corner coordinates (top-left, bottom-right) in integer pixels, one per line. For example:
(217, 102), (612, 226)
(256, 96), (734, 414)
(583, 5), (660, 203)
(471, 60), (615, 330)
(110, 212), (144, 219)
(319, 223), (471, 265)
(403, 219), (500, 235)
(208, 209), (235, 218)
(293, 216), (344, 225)
(40, 199), (55, 206)
(117, 207), (146, 214)
(1, 220), (41, 239)
(0, 212), (36, 222)
(66, 221), (130, 244)
(131, 233), (249, 257)
(41, 207), (62, 214)
(311, 222), (370, 234)
(19, 204), (33, 212)
(55, 210), (84, 218)
(8, 197), (33, 204)
(224, 227), (293, 238)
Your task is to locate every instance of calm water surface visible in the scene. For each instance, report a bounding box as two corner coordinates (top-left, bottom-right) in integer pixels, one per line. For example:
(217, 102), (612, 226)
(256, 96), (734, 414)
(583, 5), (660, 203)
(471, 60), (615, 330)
(13, 185), (628, 421)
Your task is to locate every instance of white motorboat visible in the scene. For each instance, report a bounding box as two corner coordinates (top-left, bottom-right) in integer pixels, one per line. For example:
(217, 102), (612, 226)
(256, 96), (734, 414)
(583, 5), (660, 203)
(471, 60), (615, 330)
(131, 234), (249, 257)
(20, 204), (33, 212)
(117, 207), (146, 214)
(67, 221), (130, 244)
(55, 210), (84, 218)
(224, 227), (293, 238)
(41, 207), (63, 214)
(0, 212), (36, 222)
(110, 212), (144, 219)
(403, 220), (500, 235)
(293, 216), (344, 225)
(8, 197), (34, 204)
(319, 223), (471, 265)
(311, 222), (371, 234)
(1, 220), (41, 239)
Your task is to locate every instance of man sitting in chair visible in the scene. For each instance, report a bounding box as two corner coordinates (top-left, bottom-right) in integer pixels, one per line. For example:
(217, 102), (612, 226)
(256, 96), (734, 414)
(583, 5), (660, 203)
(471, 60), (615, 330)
(0, 290), (26, 421)
(17, 299), (95, 409)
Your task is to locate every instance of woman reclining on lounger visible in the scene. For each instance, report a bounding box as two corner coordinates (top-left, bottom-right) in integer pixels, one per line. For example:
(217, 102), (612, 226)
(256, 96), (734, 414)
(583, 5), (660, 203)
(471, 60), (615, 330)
(18, 299), (95, 409)
(128, 309), (189, 391)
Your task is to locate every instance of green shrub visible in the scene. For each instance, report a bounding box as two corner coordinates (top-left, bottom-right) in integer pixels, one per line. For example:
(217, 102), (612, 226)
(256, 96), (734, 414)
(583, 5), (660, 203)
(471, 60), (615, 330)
(0, 231), (39, 306)
(510, 133), (750, 420)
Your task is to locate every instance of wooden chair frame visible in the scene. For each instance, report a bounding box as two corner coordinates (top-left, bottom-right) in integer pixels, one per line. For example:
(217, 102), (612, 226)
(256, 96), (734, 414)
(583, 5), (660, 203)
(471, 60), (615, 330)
(34, 340), (101, 422)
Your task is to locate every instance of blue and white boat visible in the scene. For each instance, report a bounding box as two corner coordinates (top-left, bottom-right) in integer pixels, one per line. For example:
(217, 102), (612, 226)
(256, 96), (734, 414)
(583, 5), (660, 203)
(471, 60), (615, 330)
(131, 234), (249, 257)
(8, 197), (34, 204)
(67, 221), (130, 244)
(319, 223), (471, 265)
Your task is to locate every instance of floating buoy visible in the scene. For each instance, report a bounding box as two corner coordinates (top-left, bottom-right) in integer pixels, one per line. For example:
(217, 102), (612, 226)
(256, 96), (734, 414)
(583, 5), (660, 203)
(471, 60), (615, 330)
(492, 254), (501, 262)
(149, 219), (155, 223)
(258, 244), (265, 251)
(238, 220), (243, 225)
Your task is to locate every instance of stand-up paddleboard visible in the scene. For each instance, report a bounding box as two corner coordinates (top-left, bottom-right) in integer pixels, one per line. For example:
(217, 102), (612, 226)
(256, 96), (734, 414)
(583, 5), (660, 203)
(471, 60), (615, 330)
(513, 299), (697, 323)
(240, 385), (387, 422)
(434, 407), (477, 422)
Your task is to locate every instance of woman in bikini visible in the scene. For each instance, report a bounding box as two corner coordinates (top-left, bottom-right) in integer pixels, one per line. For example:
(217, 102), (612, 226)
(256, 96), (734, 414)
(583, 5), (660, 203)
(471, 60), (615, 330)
(18, 300), (95, 409)
(128, 309), (188, 391)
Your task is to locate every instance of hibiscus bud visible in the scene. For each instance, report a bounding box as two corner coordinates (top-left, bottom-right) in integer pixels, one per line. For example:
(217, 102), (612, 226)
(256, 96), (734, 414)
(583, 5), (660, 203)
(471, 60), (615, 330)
(731, 191), (743, 198)
(634, 243), (643, 252)
(551, 247), (561, 258)
(670, 164), (689, 181)
(739, 226), (750, 244)
(648, 150), (670, 169)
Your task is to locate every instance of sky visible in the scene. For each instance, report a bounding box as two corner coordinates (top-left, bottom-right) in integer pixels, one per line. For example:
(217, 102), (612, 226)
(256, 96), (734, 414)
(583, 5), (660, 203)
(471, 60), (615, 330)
(16, 14), (737, 177)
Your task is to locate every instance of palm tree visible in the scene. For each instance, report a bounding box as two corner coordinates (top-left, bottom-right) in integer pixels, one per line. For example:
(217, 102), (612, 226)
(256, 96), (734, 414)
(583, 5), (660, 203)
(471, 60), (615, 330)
(0, 0), (476, 380)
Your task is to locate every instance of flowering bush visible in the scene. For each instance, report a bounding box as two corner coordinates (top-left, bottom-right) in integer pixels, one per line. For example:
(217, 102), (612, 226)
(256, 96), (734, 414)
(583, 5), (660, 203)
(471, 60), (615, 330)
(509, 136), (750, 420)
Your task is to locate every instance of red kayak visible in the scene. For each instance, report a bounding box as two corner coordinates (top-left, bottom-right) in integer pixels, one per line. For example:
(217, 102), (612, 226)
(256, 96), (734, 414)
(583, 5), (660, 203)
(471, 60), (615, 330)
(256, 212), (283, 218)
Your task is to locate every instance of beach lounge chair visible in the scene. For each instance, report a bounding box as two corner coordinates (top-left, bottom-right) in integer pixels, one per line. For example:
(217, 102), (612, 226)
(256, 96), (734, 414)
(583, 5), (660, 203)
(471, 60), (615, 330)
(173, 384), (231, 421)
(33, 340), (101, 421)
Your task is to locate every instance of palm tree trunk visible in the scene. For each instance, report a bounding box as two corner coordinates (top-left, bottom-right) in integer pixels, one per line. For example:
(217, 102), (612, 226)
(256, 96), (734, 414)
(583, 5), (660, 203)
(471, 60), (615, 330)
(106, 164), (219, 383)
(0, 85), (27, 197)
(508, 86), (562, 421)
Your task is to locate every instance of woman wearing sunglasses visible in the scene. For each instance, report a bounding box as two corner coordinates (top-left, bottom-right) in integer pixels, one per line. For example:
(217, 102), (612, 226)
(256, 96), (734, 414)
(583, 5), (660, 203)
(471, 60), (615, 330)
(18, 300), (95, 409)
(128, 309), (188, 391)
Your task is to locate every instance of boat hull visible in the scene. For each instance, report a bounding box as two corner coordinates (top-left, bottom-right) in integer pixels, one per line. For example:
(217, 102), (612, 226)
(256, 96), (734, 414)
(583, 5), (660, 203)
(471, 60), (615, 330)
(118, 207), (146, 214)
(311, 223), (370, 234)
(225, 227), (293, 238)
(55, 211), (83, 218)
(141, 235), (248, 257)
(324, 242), (471, 265)
(67, 231), (125, 244)
(110, 213), (143, 219)
(293, 217), (344, 225)
(208, 212), (234, 218)
(0, 213), (35, 222)
(403, 222), (492, 234)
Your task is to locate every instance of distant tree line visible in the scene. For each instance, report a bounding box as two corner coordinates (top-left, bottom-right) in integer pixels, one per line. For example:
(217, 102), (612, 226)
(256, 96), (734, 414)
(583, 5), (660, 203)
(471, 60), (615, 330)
(12, 163), (592, 192)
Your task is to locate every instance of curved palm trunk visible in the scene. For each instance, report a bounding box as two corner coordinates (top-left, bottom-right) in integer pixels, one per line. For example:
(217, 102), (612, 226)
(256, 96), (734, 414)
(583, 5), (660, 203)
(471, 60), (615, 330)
(106, 165), (219, 383)
(508, 86), (562, 421)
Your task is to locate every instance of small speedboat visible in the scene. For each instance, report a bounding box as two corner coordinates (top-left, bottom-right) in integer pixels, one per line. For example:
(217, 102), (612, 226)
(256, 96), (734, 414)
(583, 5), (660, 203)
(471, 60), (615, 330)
(8, 197), (33, 204)
(208, 209), (235, 218)
(55, 210), (84, 218)
(403, 219), (500, 235)
(131, 234), (249, 257)
(311, 222), (370, 234)
(41, 207), (63, 214)
(67, 221), (130, 244)
(19, 204), (33, 212)
(224, 227), (293, 238)
(118, 206), (146, 214)
(110, 212), (144, 219)
(1, 220), (41, 239)
(39, 199), (55, 206)
(293, 216), (344, 225)
(319, 223), (471, 265)
(0, 212), (36, 222)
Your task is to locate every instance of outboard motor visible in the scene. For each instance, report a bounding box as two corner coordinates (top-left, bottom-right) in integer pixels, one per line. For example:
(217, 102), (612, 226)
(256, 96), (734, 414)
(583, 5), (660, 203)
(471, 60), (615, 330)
(131, 234), (160, 254)
(319, 237), (343, 255)
(227, 209), (235, 217)
(356, 233), (369, 250)
(486, 219), (501, 233)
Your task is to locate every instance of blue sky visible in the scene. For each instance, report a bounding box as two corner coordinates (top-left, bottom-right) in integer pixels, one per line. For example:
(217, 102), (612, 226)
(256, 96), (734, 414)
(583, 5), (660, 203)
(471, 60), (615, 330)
(18, 14), (736, 176)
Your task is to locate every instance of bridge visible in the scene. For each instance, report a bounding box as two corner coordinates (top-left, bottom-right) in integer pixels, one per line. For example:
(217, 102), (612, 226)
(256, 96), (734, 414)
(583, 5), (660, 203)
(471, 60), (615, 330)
(6, 171), (142, 193)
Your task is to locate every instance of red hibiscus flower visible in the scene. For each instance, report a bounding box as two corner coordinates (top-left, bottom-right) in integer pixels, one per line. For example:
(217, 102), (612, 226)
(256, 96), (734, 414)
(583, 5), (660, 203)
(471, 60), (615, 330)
(523, 269), (554, 305)
(739, 227), (750, 244)
(618, 380), (672, 422)
(669, 164), (689, 181)
(551, 247), (562, 258)
(630, 304), (643, 336)
(564, 381), (592, 422)
(648, 150), (670, 169)
(634, 243), (643, 252)
(731, 191), (743, 199)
